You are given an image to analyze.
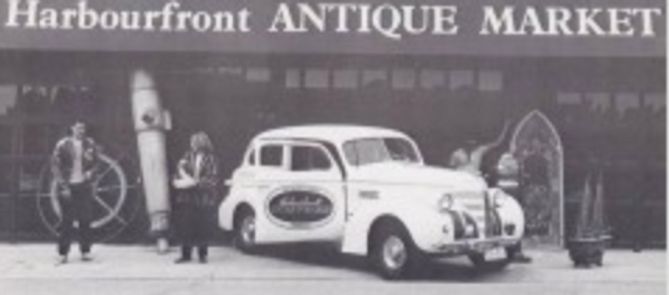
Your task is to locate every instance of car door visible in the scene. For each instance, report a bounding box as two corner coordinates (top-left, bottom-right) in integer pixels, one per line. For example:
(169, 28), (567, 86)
(254, 140), (346, 243)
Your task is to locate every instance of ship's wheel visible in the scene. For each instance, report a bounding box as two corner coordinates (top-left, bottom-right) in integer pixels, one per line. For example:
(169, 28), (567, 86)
(37, 153), (142, 242)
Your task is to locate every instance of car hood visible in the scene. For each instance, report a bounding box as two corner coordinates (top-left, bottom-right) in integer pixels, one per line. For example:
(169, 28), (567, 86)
(348, 162), (487, 191)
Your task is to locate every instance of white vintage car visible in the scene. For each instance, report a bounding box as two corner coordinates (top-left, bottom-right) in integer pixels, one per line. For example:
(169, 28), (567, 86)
(218, 125), (524, 279)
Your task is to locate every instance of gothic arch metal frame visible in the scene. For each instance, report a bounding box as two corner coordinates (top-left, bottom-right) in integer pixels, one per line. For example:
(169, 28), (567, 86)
(511, 110), (565, 247)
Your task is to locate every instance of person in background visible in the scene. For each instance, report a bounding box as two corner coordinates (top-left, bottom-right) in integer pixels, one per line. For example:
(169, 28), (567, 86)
(497, 151), (533, 263)
(51, 120), (100, 264)
(449, 122), (509, 178)
(172, 132), (219, 264)
(449, 122), (532, 263)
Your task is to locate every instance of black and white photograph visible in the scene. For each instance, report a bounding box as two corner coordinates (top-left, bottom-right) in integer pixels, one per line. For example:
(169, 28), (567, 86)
(0, 0), (665, 294)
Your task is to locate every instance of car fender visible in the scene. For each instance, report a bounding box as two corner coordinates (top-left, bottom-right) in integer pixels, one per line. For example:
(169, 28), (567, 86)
(341, 198), (445, 256)
(218, 193), (238, 231)
(218, 184), (254, 231)
(490, 188), (525, 239)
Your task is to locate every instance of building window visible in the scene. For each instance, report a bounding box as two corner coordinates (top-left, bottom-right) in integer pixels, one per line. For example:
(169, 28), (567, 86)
(285, 68), (301, 89)
(557, 92), (581, 105)
(391, 69), (416, 90)
(333, 69), (358, 89)
(419, 70), (445, 89)
(193, 66), (216, 74)
(478, 70), (503, 92)
(18, 85), (51, 114)
(362, 69), (388, 87)
(644, 93), (666, 112)
(304, 68), (329, 89)
(0, 159), (9, 192)
(246, 67), (271, 82)
(0, 85), (18, 116)
(217, 66), (244, 76)
(585, 93), (611, 111)
(449, 70), (474, 90)
(0, 125), (11, 155)
(615, 93), (640, 114)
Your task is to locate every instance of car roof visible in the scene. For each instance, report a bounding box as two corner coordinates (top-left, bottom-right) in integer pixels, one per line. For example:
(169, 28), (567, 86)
(254, 124), (411, 144)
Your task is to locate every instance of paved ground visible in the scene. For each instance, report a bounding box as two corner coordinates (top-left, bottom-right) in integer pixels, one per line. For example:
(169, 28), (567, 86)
(0, 243), (665, 295)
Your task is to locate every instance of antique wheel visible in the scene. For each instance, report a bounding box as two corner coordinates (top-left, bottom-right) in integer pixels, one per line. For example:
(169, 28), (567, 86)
(37, 153), (141, 242)
(370, 222), (421, 280)
(234, 208), (257, 254)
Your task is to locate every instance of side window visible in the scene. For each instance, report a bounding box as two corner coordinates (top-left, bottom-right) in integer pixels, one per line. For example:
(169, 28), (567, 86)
(260, 144), (283, 167)
(247, 149), (256, 165)
(291, 145), (331, 171)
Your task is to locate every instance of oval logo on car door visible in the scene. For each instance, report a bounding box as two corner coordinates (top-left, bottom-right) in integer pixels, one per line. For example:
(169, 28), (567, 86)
(265, 186), (335, 229)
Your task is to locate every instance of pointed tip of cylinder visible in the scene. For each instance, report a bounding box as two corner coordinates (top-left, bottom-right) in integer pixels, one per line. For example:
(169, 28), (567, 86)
(131, 69), (155, 89)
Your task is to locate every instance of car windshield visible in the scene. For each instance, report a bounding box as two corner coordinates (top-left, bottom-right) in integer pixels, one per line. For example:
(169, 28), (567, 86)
(343, 137), (420, 166)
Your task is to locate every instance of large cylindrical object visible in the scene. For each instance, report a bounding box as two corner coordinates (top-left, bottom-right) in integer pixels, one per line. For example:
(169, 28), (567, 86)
(130, 69), (170, 243)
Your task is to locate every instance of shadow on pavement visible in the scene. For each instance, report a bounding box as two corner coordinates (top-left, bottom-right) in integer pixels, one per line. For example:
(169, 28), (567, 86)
(238, 243), (514, 282)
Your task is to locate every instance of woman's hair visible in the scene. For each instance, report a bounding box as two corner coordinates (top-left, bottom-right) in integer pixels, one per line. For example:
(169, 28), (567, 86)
(190, 131), (214, 153)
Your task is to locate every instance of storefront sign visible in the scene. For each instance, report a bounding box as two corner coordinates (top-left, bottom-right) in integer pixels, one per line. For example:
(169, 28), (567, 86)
(0, 0), (664, 56)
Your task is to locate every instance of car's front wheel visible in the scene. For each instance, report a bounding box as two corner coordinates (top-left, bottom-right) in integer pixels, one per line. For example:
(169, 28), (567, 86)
(234, 209), (257, 254)
(370, 223), (422, 280)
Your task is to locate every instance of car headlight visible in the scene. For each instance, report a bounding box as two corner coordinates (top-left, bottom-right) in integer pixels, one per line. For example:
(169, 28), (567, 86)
(438, 193), (454, 211)
(492, 191), (506, 208)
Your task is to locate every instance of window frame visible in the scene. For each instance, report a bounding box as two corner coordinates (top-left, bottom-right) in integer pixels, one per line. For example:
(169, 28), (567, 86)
(258, 142), (287, 169)
(288, 143), (334, 172)
(341, 136), (423, 167)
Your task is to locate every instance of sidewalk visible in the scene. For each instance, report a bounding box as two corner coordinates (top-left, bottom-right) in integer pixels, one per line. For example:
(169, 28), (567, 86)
(0, 243), (665, 283)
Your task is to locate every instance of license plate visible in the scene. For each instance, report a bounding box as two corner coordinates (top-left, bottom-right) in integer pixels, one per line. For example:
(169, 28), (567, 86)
(484, 247), (506, 261)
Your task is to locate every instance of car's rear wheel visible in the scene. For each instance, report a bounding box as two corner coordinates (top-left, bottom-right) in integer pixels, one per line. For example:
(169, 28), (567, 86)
(234, 209), (257, 254)
(371, 222), (422, 280)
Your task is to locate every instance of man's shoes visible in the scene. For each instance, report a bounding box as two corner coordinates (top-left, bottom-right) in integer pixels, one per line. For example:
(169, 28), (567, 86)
(174, 257), (191, 264)
(198, 256), (208, 264)
(157, 238), (169, 254)
(81, 253), (93, 262)
(510, 253), (533, 263)
(57, 255), (68, 265)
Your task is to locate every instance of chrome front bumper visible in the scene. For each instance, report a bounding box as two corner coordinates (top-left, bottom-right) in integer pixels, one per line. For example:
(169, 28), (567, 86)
(428, 237), (519, 256)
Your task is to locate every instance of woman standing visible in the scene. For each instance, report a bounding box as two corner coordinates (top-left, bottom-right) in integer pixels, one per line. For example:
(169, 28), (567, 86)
(173, 132), (219, 263)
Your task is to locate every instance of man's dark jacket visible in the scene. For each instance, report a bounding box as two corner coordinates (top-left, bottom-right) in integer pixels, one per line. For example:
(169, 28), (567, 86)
(51, 136), (100, 187)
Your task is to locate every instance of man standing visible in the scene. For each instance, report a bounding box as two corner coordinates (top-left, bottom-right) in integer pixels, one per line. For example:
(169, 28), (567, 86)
(449, 122), (509, 177)
(497, 151), (533, 263)
(51, 121), (100, 264)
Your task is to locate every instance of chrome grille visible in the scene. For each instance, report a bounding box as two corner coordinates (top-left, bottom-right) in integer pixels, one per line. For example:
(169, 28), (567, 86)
(455, 191), (487, 237)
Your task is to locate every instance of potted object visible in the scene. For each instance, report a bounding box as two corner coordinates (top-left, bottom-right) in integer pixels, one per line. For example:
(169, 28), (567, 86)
(568, 172), (611, 268)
